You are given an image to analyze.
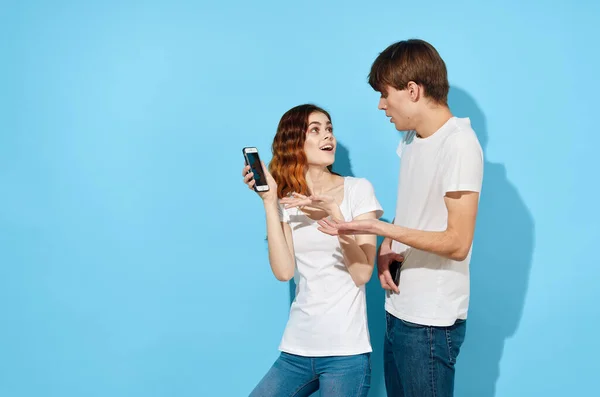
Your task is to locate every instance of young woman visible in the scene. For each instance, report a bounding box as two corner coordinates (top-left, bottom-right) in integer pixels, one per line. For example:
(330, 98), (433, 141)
(242, 104), (384, 397)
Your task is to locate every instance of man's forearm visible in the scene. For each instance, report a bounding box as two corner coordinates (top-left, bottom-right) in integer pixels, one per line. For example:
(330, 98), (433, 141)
(376, 222), (468, 261)
(379, 218), (394, 251)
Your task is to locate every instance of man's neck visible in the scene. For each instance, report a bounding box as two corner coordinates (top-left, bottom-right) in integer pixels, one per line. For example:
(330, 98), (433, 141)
(414, 106), (454, 139)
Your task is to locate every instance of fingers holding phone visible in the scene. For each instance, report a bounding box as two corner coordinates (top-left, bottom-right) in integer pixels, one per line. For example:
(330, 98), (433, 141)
(377, 242), (404, 293)
(242, 147), (277, 202)
(378, 262), (400, 294)
(243, 164), (256, 189)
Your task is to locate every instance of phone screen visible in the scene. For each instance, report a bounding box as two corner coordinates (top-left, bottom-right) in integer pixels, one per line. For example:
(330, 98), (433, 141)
(245, 150), (268, 188)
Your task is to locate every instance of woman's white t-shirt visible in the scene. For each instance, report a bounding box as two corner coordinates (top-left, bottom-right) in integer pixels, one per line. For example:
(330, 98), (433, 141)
(277, 176), (384, 357)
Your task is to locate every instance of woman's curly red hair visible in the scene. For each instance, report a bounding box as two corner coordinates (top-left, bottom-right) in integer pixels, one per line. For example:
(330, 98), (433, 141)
(269, 104), (334, 199)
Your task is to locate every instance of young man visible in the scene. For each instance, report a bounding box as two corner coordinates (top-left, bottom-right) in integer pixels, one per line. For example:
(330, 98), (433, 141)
(318, 39), (484, 397)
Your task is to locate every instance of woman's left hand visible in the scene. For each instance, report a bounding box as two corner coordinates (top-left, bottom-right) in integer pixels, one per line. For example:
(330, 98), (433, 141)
(280, 193), (339, 215)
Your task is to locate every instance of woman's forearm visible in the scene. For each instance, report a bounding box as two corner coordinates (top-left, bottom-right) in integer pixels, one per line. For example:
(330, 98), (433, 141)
(264, 201), (295, 281)
(329, 207), (374, 286)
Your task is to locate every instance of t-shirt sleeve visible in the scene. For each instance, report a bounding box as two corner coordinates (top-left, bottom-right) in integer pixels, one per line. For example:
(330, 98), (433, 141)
(277, 202), (290, 223)
(442, 133), (484, 194)
(351, 179), (384, 219)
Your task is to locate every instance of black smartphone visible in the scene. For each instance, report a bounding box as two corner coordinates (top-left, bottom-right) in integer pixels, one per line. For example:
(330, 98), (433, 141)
(242, 147), (269, 192)
(389, 260), (403, 286)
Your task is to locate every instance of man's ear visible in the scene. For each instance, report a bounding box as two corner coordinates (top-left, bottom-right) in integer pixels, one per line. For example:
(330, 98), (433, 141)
(407, 81), (421, 102)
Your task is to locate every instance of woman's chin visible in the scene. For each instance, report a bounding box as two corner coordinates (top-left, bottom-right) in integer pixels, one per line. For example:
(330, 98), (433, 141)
(307, 158), (335, 168)
(322, 152), (336, 165)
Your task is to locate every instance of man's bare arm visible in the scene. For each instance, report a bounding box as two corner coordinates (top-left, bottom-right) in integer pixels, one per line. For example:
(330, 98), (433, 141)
(376, 191), (479, 261)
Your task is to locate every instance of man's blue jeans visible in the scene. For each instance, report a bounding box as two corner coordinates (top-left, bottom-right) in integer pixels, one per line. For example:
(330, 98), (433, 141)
(249, 351), (371, 397)
(384, 311), (466, 397)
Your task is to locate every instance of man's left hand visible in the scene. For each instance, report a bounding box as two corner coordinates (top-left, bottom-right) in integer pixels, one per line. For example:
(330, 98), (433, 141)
(317, 218), (382, 236)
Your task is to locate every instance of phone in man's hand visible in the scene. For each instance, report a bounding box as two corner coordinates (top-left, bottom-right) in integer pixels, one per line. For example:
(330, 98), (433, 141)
(389, 260), (403, 286)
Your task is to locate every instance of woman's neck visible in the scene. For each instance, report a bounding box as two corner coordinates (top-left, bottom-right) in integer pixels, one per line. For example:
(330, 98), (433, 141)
(305, 166), (337, 195)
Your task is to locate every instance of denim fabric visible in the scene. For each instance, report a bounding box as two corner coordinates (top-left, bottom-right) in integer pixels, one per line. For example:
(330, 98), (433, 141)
(384, 311), (466, 397)
(249, 352), (371, 397)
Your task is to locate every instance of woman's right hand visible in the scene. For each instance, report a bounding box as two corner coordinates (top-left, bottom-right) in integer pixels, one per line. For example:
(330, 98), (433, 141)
(242, 161), (278, 203)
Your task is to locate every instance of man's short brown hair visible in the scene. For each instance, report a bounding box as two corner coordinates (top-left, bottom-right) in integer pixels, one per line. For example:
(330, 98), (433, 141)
(368, 39), (449, 105)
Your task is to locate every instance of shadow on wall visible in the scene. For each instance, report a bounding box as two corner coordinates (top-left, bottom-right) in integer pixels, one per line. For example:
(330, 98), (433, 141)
(449, 86), (535, 397)
(286, 141), (389, 397)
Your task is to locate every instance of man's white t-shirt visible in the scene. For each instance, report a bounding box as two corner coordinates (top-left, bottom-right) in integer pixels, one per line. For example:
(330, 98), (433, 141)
(277, 176), (383, 357)
(387, 117), (484, 327)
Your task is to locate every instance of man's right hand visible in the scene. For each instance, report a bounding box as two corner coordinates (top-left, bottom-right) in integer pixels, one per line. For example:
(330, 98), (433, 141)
(377, 238), (404, 293)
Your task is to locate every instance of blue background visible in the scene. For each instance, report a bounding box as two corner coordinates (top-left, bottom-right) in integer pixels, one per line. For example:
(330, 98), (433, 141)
(1, 1), (598, 396)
